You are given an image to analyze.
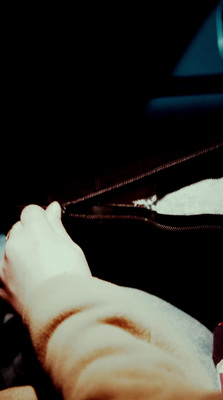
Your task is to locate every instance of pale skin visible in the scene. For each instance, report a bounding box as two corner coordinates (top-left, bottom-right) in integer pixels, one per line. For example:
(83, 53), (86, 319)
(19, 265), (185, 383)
(0, 203), (222, 400)
(0, 201), (92, 316)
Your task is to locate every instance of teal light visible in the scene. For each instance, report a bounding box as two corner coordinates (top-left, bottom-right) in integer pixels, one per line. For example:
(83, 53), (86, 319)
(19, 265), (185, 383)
(217, 0), (223, 59)
(173, 2), (223, 77)
(0, 234), (6, 259)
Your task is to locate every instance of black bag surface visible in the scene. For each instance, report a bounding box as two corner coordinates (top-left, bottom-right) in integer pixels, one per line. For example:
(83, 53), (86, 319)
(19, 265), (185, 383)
(1, 138), (222, 330)
(60, 139), (223, 331)
(0, 126), (222, 399)
(0, 1), (222, 395)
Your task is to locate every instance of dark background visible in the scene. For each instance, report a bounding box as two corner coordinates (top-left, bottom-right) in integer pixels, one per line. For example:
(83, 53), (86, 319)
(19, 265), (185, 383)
(1, 1), (222, 205)
(0, 4), (222, 391)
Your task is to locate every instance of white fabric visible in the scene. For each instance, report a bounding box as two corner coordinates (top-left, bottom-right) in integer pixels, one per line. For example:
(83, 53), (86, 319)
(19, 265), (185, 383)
(126, 287), (219, 391)
(154, 178), (223, 216)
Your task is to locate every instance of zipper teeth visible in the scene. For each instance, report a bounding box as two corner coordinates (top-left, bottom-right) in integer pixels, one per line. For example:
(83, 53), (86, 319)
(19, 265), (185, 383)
(67, 213), (223, 232)
(154, 223), (223, 232)
(62, 142), (223, 208)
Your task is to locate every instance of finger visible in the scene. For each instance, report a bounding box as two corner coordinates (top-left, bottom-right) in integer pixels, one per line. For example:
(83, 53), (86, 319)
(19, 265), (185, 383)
(46, 202), (74, 243)
(46, 201), (63, 233)
(3, 221), (23, 261)
(46, 201), (62, 223)
(6, 221), (22, 242)
(20, 204), (51, 230)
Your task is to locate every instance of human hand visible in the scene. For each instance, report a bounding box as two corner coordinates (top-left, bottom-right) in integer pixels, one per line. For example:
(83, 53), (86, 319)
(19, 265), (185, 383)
(0, 202), (91, 316)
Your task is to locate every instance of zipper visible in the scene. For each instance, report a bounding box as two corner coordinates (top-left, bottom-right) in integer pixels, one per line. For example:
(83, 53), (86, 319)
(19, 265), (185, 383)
(62, 141), (223, 210)
(65, 204), (223, 232)
(62, 141), (223, 232)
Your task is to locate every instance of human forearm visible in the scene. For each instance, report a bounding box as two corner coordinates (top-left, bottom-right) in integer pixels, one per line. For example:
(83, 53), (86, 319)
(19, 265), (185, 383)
(23, 274), (221, 400)
(1, 203), (221, 400)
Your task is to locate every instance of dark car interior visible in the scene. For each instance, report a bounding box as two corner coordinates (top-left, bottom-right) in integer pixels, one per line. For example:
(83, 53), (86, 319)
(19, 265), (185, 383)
(0, 1), (223, 396)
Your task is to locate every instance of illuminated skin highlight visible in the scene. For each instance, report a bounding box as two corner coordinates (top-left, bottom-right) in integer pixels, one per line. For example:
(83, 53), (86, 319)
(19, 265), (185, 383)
(0, 202), (91, 315)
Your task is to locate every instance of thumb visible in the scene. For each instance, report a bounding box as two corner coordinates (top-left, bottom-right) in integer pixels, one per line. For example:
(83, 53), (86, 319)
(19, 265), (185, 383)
(46, 202), (73, 244)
